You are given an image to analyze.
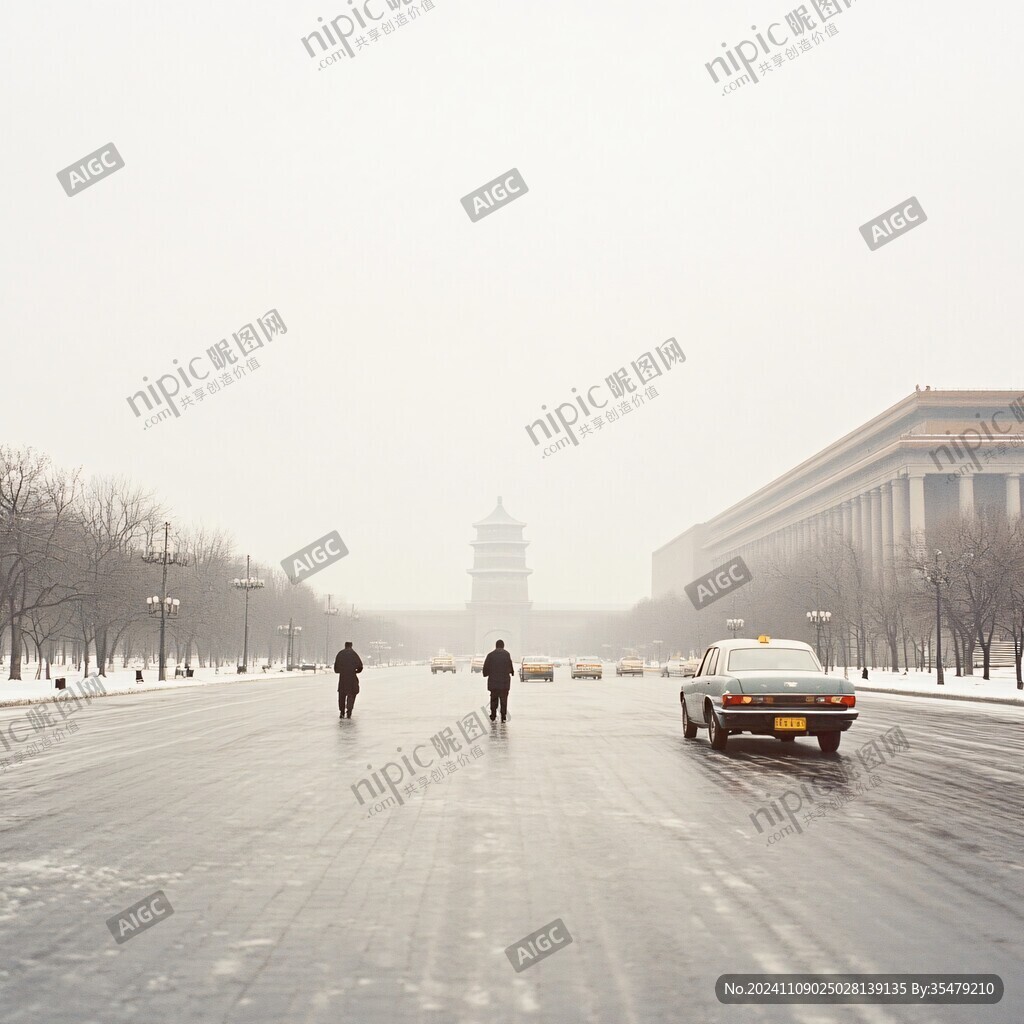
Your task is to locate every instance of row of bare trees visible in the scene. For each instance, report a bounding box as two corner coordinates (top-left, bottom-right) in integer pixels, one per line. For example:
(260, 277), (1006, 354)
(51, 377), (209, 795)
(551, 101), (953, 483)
(590, 508), (1024, 689)
(0, 446), (336, 680)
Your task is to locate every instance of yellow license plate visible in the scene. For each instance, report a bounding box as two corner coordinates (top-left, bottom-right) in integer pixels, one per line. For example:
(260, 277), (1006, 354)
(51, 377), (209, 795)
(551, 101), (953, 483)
(775, 717), (806, 730)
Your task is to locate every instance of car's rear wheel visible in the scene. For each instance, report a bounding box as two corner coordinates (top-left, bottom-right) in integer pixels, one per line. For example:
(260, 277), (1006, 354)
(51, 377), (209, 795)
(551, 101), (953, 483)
(707, 707), (729, 750)
(818, 732), (841, 753)
(681, 700), (697, 739)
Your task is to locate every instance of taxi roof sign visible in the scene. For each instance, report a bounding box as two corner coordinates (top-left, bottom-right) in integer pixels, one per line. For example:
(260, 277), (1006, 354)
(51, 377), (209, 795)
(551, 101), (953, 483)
(757, 635), (772, 644)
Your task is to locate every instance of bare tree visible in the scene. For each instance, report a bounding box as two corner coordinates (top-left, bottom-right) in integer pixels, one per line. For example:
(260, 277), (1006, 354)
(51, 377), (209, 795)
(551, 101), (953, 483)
(76, 476), (163, 676)
(0, 448), (84, 681)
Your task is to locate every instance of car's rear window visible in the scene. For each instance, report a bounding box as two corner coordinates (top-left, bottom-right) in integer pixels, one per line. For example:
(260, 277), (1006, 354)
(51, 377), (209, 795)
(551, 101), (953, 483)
(726, 648), (820, 672)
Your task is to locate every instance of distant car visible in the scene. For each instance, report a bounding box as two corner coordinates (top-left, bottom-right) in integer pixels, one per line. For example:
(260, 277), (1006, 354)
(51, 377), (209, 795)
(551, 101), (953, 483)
(571, 656), (603, 679)
(680, 636), (857, 753)
(660, 655), (695, 678)
(430, 655), (456, 675)
(520, 655), (555, 682)
(471, 655), (485, 674)
(616, 656), (644, 677)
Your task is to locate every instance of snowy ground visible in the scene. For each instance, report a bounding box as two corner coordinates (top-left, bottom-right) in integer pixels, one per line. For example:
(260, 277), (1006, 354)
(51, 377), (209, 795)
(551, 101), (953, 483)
(844, 666), (1024, 703)
(0, 664), (330, 708)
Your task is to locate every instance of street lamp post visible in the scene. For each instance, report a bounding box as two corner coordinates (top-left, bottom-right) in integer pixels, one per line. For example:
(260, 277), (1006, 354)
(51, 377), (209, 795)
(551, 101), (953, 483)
(233, 556), (264, 673)
(324, 596), (340, 666)
(726, 618), (744, 639)
(922, 551), (951, 686)
(806, 610), (832, 665)
(142, 522), (187, 681)
(278, 620), (303, 670)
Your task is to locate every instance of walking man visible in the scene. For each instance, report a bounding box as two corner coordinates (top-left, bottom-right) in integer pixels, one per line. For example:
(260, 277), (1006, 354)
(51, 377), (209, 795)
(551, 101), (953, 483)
(482, 639), (514, 723)
(334, 641), (363, 719)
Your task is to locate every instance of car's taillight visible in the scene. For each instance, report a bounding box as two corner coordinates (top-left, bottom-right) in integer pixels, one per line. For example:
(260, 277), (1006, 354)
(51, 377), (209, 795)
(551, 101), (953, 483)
(722, 694), (751, 705)
(833, 694), (855, 706)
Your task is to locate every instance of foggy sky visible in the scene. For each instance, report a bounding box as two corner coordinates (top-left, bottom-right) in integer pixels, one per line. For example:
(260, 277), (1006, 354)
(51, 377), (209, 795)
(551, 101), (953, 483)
(1, 0), (1018, 607)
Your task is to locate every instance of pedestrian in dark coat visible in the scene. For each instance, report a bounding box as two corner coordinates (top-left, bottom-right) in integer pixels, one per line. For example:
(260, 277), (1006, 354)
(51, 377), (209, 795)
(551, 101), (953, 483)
(482, 639), (514, 722)
(334, 641), (363, 719)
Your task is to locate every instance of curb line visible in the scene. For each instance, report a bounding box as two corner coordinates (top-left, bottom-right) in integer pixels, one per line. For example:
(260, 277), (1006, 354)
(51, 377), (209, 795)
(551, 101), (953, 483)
(856, 684), (1023, 707)
(0, 672), (332, 710)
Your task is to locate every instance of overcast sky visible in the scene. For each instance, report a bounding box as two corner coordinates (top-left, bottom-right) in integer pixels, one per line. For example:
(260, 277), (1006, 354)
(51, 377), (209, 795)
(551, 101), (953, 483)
(2, 0), (1019, 607)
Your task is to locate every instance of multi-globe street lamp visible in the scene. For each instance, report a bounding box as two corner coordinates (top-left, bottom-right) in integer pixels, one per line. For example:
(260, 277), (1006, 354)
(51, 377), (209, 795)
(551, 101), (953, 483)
(726, 618), (744, 639)
(806, 610), (832, 665)
(232, 555), (264, 673)
(141, 521), (188, 681)
(145, 596), (180, 679)
(146, 596), (180, 618)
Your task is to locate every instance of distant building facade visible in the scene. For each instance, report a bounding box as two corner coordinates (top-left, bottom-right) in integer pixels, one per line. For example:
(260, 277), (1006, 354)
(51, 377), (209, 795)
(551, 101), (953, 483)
(653, 389), (1024, 598)
(362, 498), (627, 659)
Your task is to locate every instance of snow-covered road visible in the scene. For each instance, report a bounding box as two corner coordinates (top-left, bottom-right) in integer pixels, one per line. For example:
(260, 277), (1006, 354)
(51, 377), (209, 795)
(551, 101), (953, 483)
(0, 668), (1021, 1023)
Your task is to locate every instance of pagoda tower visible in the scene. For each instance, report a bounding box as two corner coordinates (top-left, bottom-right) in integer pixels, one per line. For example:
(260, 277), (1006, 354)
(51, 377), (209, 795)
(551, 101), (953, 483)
(467, 497), (532, 656)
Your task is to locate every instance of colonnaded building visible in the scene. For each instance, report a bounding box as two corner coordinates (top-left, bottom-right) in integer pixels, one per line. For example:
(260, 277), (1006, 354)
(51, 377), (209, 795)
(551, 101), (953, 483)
(652, 389), (1024, 597)
(360, 498), (627, 660)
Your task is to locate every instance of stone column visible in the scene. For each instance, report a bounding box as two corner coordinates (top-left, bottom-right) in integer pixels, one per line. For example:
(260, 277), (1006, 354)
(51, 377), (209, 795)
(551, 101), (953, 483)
(959, 474), (975, 517)
(908, 473), (926, 552)
(860, 492), (874, 576)
(841, 501), (853, 545)
(892, 475), (908, 553)
(851, 496), (861, 551)
(1008, 474), (1022, 521)
(880, 482), (894, 576)
(870, 489), (883, 578)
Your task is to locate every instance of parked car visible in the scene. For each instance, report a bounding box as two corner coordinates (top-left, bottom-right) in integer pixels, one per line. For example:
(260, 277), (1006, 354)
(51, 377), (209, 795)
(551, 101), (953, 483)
(616, 656), (644, 677)
(520, 655), (555, 682)
(660, 655), (695, 678)
(571, 656), (603, 679)
(680, 635), (857, 752)
(430, 655), (456, 675)
(471, 655), (485, 673)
